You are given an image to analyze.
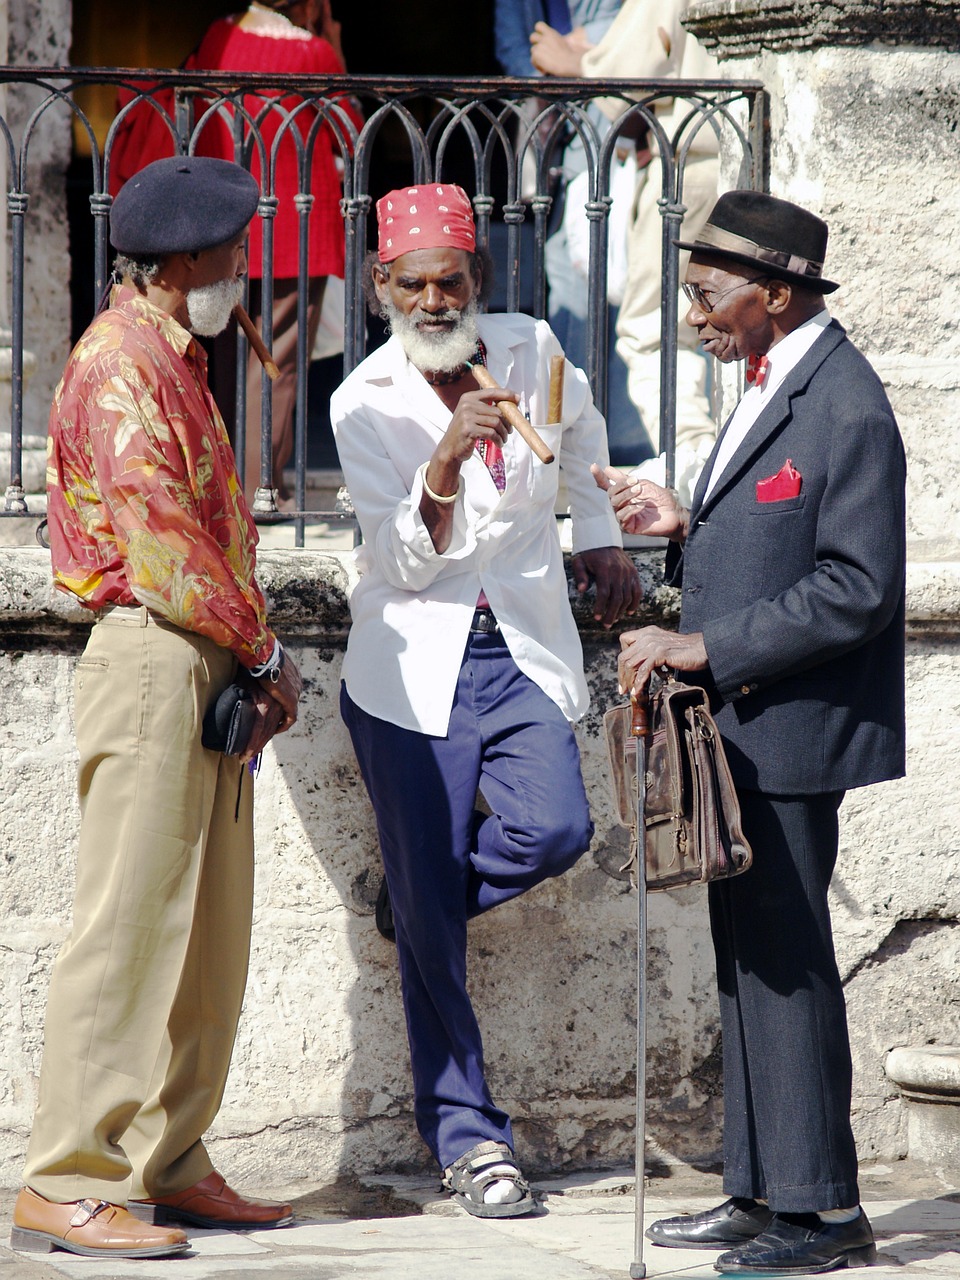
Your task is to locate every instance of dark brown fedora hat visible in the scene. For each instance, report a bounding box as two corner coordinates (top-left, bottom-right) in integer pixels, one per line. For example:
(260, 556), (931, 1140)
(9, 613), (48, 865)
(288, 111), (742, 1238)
(675, 190), (839, 294)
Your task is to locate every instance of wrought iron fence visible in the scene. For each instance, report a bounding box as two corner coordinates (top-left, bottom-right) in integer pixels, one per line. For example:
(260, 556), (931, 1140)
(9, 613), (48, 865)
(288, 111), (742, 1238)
(0, 68), (765, 545)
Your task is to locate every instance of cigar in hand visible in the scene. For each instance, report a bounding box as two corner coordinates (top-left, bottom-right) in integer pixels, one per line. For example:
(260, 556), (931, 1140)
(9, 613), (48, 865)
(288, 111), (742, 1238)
(467, 362), (555, 464)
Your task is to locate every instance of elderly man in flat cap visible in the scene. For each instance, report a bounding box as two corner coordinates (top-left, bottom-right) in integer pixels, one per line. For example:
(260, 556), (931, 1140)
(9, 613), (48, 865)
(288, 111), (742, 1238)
(12, 157), (302, 1260)
(332, 183), (640, 1218)
(596, 191), (906, 1275)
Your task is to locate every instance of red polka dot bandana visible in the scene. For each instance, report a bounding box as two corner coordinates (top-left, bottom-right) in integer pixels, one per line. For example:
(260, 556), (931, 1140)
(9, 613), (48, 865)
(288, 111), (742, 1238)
(376, 184), (476, 263)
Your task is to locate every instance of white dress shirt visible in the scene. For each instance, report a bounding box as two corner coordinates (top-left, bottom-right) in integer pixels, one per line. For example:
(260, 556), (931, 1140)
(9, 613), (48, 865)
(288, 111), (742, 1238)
(331, 313), (622, 736)
(701, 309), (833, 503)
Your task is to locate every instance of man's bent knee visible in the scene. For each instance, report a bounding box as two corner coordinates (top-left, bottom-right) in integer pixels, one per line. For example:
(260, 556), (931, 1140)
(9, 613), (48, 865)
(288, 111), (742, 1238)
(505, 810), (594, 879)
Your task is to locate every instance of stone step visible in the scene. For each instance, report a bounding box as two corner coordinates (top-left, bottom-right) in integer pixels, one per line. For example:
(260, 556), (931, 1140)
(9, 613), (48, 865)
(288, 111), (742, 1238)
(886, 1046), (960, 1165)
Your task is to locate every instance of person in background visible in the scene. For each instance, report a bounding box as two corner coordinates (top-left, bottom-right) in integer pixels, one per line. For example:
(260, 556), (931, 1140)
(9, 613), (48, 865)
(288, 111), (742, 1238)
(332, 183), (639, 1220)
(496, 0), (649, 466)
(580, 0), (720, 505)
(12, 157), (301, 1261)
(191, 0), (359, 509)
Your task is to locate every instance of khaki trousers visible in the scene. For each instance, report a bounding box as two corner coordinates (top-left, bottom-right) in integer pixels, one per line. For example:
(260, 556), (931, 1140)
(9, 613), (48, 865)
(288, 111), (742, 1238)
(23, 607), (254, 1204)
(615, 157), (719, 417)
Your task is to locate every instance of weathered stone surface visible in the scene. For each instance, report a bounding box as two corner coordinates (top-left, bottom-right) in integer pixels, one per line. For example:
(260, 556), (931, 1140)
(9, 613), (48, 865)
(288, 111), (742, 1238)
(0, 545), (957, 1190)
(685, 22), (960, 1183)
(699, 37), (960, 543)
(685, 0), (960, 56)
(887, 1046), (960, 1099)
(7, 0), (73, 440)
(2, 0), (959, 1196)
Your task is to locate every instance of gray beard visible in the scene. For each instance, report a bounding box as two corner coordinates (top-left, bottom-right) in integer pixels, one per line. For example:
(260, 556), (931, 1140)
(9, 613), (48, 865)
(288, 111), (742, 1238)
(382, 298), (480, 374)
(186, 276), (244, 337)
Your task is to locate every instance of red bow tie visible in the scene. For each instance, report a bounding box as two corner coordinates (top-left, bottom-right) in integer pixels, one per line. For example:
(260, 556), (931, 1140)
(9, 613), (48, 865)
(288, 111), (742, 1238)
(746, 353), (769, 388)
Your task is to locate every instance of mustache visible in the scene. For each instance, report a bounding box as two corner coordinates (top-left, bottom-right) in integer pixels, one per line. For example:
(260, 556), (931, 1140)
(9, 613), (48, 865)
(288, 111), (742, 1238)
(410, 308), (462, 325)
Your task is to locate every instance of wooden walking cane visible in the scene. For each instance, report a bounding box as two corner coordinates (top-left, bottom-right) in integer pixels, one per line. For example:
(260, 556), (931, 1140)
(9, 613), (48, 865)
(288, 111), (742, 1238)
(630, 685), (652, 1280)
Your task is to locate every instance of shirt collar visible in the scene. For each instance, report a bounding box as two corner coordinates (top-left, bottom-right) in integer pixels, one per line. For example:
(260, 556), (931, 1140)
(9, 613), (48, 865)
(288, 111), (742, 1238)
(755, 308), (832, 394)
(110, 283), (197, 359)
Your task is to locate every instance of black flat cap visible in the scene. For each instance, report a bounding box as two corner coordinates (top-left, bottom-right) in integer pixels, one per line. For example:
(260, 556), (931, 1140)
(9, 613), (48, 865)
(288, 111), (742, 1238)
(675, 190), (839, 294)
(110, 156), (260, 257)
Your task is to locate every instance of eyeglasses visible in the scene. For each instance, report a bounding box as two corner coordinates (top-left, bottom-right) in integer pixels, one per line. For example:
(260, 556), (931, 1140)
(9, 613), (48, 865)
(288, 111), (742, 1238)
(681, 276), (768, 314)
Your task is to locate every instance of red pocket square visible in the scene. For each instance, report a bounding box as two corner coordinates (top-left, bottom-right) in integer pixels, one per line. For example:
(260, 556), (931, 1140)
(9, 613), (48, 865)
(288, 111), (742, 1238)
(756, 459), (802, 502)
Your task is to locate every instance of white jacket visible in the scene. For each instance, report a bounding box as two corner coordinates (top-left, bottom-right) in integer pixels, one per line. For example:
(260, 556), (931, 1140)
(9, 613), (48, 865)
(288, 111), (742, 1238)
(331, 313), (622, 735)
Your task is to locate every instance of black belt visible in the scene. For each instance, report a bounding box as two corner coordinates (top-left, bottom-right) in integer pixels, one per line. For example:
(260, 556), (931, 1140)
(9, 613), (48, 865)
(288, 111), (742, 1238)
(469, 608), (500, 634)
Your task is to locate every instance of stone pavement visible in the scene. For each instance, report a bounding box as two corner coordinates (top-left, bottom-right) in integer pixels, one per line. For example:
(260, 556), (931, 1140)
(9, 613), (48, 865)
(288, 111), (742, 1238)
(1, 1162), (958, 1280)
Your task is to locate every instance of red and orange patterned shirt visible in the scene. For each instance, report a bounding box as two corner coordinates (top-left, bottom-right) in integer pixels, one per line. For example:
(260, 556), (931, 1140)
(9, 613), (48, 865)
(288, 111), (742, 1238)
(46, 285), (276, 668)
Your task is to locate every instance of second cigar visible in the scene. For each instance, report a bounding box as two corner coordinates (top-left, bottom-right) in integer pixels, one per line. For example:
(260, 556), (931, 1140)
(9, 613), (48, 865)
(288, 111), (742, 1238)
(468, 362), (556, 464)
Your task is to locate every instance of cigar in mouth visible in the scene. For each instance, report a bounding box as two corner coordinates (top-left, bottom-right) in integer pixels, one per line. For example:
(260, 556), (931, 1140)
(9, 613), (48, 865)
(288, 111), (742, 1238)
(233, 303), (280, 381)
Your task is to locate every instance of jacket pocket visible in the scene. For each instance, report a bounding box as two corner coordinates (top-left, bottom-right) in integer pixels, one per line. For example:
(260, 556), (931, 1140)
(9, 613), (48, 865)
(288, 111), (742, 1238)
(750, 493), (806, 515)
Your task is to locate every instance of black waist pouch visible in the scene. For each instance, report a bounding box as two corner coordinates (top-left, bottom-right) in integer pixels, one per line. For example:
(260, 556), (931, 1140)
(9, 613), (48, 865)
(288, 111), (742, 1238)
(202, 683), (257, 756)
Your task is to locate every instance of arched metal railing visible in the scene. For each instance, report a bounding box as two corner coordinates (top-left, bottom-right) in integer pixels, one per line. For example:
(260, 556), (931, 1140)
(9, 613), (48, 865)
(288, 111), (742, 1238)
(0, 69), (766, 545)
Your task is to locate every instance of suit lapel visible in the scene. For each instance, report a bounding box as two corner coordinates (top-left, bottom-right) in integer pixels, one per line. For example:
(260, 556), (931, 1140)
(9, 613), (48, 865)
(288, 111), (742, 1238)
(692, 321), (846, 522)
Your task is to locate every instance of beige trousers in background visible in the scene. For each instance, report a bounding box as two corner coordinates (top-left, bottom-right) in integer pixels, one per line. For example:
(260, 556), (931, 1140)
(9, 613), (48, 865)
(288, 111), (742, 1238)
(245, 276), (325, 504)
(23, 607), (254, 1204)
(612, 153), (721, 505)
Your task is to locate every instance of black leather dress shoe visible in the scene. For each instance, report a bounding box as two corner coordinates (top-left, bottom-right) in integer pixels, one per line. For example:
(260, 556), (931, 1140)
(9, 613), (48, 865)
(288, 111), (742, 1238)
(714, 1209), (876, 1274)
(375, 878), (396, 942)
(647, 1197), (774, 1249)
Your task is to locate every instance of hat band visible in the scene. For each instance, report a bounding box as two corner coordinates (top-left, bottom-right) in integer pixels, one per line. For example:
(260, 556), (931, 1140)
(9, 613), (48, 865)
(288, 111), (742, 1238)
(695, 224), (825, 279)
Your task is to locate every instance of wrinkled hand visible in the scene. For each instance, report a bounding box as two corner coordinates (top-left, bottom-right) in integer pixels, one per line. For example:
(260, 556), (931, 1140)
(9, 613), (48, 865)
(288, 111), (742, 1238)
(618, 626), (708, 694)
(239, 683), (287, 766)
(256, 649), (302, 735)
(572, 546), (642, 627)
(530, 21), (585, 76)
(591, 464), (687, 540)
(432, 386), (514, 471)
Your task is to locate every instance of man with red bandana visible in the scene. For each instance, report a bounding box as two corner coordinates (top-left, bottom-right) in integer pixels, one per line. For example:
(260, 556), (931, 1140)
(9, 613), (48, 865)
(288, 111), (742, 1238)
(331, 183), (640, 1219)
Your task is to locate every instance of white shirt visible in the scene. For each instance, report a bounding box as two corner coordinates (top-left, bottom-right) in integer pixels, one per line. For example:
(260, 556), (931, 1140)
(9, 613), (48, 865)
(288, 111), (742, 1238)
(330, 313), (622, 736)
(701, 310), (833, 503)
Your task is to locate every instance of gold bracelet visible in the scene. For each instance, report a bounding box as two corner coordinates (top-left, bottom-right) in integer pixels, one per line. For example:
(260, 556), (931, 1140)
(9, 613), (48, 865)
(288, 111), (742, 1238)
(420, 462), (460, 504)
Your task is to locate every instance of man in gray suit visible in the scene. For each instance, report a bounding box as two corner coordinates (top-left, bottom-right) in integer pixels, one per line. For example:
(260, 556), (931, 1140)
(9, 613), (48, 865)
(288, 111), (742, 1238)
(595, 191), (905, 1275)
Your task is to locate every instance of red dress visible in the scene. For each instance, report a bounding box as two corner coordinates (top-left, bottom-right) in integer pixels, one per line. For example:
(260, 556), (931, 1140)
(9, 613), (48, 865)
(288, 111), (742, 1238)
(191, 15), (354, 281)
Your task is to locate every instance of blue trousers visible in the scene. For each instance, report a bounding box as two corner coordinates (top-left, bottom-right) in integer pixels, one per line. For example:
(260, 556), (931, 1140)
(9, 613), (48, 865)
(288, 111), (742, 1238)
(341, 630), (593, 1168)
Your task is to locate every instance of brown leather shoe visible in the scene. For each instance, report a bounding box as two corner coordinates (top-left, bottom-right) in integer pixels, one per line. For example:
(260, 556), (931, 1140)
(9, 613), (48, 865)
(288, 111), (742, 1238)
(130, 1170), (294, 1229)
(11, 1187), (188, 1258)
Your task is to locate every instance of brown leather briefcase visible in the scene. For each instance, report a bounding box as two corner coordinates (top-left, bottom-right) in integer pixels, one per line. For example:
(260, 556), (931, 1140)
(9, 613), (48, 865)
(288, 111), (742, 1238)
(603, 675), (752, 891)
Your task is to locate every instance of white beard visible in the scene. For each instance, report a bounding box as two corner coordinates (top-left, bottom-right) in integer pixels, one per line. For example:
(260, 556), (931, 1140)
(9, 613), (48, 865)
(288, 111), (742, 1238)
(381, 298), (480, 373)
(186, 276), (244, 337)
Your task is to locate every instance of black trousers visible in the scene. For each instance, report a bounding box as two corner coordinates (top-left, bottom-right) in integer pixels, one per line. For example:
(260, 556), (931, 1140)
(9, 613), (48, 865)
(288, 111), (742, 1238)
(709, 788), (860, 1213)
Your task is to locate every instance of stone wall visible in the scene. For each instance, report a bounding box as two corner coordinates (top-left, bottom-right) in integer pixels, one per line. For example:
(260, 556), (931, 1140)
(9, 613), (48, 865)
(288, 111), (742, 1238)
(1, 547), (957, 1190)
(685, 0), (960, 1186)
(2, 0), (960, 1197)
(685, 3), (960, 542)
(6, 0), (73, 441)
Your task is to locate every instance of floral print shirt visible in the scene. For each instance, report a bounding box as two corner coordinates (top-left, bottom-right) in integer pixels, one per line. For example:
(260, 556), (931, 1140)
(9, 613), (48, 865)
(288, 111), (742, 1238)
(47, 285), (275, 668)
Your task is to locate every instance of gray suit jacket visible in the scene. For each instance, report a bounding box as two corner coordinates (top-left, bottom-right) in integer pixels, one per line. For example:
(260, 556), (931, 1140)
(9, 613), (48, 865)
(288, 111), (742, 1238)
(667, 320), (906, 795)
